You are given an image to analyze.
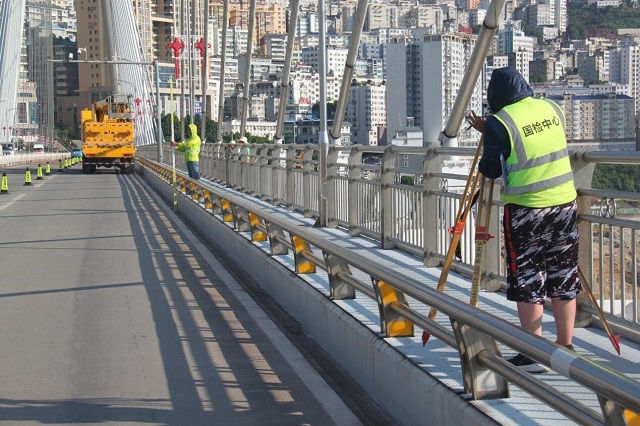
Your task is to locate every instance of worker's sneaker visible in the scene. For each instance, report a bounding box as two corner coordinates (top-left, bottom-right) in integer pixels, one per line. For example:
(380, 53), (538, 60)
(507, 353), (550, 373)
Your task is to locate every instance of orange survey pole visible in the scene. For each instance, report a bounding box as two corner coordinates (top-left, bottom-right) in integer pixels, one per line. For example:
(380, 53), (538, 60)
(422, 138), (483, 345)
(577, 268), (621, 355)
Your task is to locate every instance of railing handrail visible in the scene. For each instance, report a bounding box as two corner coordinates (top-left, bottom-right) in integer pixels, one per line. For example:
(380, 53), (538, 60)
(145, 142), (640, 334)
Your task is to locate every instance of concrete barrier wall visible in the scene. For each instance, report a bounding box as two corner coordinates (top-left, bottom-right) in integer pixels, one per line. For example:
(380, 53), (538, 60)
(138, 166), (498, 426)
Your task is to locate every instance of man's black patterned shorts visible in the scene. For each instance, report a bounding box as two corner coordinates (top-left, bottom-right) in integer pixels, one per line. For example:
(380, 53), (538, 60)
(503, 200), (582, 304)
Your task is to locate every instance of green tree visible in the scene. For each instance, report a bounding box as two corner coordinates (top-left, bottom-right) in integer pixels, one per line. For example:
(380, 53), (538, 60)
(192, 115), (218, 142)
(161, 113), (181, 142)
(529, 72), (547, 83)
(592, 164), (640, 206)
(566, 23), (585, 40)
(172, 114), (219, 142)
(568, 3), (640, 31)
(311, 101), (338, 119)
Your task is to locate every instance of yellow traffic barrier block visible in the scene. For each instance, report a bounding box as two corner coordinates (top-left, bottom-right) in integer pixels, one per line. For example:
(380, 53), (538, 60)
(24, 167), (32, 186)
(36, 164), (43, 180)
(189, 183), (198, 200)
(248, 212), (267, 242)
(58, 159), (63, 173)
(291, 235), (316, 274)
(221, 198), (234, 222)
(45, 162), (51, 175)
(1, 172), (9, 194)
(202, 190), (213, 210)
(372, 279), (414, 337)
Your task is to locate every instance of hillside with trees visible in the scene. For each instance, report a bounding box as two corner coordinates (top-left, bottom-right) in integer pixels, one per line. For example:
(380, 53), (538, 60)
(566, 2), (640, 39)
(592, 164), (640, 206)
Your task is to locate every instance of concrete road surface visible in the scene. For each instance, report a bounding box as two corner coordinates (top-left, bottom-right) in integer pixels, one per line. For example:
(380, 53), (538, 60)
(0, 166), (363, 425)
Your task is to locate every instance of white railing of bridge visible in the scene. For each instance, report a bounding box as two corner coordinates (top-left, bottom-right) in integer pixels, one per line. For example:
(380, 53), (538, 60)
(139, 143), (640, 336)
(0, 152), (69, 168)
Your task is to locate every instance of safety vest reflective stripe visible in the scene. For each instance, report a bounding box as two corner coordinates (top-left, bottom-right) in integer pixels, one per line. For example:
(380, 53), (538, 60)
(500, 170), (574, 195)
(185, 149), (198, 154)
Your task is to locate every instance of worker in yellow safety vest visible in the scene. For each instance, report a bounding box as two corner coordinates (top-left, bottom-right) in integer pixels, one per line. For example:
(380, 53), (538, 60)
(467, 66), (582, 374)
(172, 123), (201, 180)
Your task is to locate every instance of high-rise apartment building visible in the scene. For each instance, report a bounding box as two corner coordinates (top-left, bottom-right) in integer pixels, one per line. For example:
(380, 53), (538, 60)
(386, 32), (482, 147)
(609, 38), (640, 115)
(497, 23), (535, 79)
(300, 47), (348, 80)
(345, 82), (386, 146)
(210, 3), (286, 46)
(365, 3), (445, 31)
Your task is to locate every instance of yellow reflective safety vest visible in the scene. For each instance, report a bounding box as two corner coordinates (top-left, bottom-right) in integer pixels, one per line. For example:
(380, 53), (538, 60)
(176, 124), (201, 162)
(494, 97), (576, 208)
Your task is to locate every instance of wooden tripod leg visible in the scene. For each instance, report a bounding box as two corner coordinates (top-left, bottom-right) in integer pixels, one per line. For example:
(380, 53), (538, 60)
(469, 178), (494, 307)
(577, 267), (621, 355)
(422, 138), (484, 344)
(427, 167), (482, 320)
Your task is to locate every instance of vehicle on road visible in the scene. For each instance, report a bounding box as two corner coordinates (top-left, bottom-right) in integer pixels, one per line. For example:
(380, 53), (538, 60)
(2, 143), (15, 155)
(80, 94), (135, 174)
(33, 143), (44, 153)
(71, 148), (82, 158)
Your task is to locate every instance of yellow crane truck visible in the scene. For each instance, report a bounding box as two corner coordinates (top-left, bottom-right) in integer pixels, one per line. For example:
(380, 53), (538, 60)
(80, 94), (135, 174)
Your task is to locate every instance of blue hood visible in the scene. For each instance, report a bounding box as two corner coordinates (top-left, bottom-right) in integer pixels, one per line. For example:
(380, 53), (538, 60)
(487, 66), (533, 113)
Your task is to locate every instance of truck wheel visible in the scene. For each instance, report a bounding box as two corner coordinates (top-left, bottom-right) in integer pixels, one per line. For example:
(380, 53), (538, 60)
(82, 163), (91, 174)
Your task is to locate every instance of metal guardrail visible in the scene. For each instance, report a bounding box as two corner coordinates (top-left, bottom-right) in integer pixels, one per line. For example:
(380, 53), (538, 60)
(141, 144), (640, 337)
(137, 155), (640, 425)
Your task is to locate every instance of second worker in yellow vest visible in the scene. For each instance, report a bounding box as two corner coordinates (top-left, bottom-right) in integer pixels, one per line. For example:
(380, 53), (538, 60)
(172, 123), (202, 180)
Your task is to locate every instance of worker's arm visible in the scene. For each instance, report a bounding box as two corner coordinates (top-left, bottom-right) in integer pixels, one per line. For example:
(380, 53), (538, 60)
(478, 118), (511, 180)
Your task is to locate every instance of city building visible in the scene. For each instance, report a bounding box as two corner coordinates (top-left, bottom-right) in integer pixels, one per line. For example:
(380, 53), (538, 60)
(386, 31), (482, 148)
(283, 118), (351, 145)
(222, 118), (277, 139)
(549, 93), (636, 150)
(608, 36), (640, 114)
(497, 22), (535, 78)
(301, 46), (349, 80)
(345, 81), (386, 146)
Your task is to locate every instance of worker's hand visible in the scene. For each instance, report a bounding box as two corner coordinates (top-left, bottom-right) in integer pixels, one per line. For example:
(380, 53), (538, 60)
(465, 111), (485, 133)
(171, 141), (177, 147)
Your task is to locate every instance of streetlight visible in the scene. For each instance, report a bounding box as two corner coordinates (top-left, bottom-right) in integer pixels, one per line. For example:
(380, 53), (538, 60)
(115, 79), (136, 97)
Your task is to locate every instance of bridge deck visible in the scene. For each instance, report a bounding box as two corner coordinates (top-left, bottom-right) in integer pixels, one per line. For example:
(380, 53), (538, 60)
(0, 165), (361, 425)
